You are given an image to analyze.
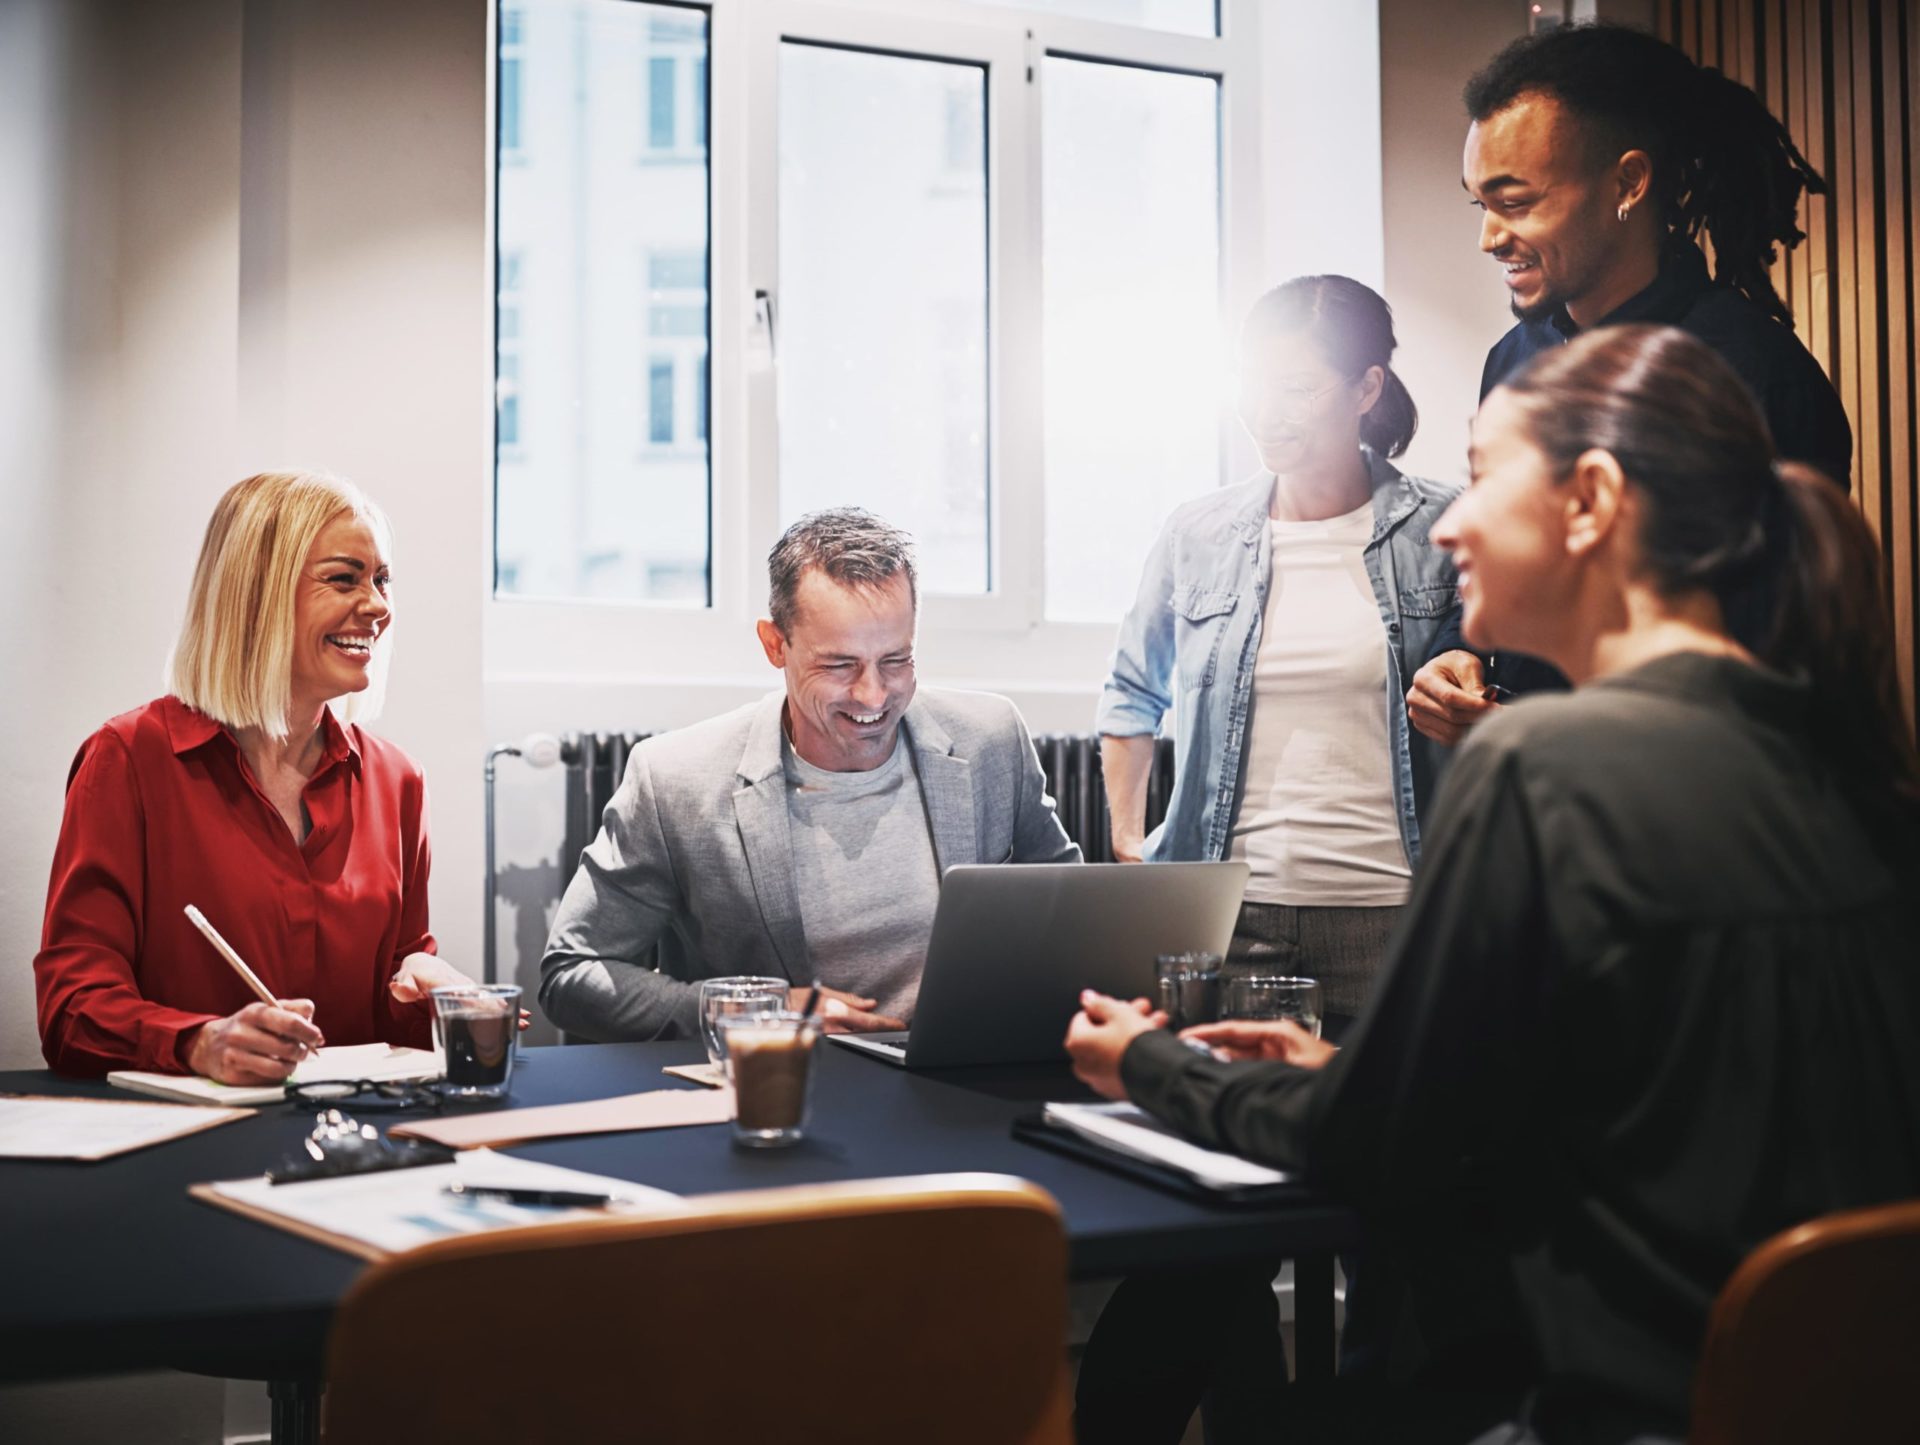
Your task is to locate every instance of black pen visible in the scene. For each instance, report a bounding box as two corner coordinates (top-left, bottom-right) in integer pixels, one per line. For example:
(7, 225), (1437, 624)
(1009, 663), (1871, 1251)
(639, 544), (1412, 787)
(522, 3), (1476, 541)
(444, 1183), (616, 1209)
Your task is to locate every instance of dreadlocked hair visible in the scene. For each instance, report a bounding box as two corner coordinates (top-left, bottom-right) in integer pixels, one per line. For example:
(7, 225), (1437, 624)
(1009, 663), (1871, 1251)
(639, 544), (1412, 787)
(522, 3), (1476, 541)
(1464, 22), (1826, 326)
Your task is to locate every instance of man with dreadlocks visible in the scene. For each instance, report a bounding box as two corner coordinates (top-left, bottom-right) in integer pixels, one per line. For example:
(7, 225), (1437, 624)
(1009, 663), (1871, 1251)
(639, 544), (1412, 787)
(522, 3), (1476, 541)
(1409, 22), (1853, 742)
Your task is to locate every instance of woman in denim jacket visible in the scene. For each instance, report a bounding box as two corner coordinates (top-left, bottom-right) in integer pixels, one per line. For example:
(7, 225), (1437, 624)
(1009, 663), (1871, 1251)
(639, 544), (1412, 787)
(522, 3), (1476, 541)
(1099, 275), (1462, 1030)
(1077, 277), (1464, 1445)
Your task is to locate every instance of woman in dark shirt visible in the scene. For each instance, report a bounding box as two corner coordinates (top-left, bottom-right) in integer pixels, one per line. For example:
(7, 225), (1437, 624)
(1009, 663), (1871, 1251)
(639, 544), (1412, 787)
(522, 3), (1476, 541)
(1066, 324), (1920, 1445)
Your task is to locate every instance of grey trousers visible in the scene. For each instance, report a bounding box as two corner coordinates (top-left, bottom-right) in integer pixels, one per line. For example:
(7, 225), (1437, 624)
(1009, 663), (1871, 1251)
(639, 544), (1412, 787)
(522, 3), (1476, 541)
(1226, 900), (1401, 1025)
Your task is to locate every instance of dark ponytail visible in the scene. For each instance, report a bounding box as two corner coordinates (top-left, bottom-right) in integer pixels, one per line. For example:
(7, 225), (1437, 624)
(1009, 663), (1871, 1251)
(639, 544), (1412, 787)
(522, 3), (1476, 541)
(1243, 275), (1419, 458)
(1767, 462), (1920, 813)
(1362, 366), (1418, 461)
(1499, 324), (1920, 818)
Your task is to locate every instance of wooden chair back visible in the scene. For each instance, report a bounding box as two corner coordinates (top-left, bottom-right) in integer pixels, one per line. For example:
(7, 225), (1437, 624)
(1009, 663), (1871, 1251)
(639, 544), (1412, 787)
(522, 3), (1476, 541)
(321, 1172), (1072, 1445)
(1691, 1197), (1920, 1444)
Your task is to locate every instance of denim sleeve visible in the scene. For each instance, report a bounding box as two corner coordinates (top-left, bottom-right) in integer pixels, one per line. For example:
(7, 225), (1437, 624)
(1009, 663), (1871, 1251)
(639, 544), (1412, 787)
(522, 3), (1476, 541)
(1095, 518), (1178, 736)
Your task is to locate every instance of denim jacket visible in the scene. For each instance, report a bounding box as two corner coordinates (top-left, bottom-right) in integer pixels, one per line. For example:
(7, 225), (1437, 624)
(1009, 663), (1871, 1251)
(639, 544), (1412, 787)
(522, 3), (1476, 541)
(1096, 448), (1462, 868)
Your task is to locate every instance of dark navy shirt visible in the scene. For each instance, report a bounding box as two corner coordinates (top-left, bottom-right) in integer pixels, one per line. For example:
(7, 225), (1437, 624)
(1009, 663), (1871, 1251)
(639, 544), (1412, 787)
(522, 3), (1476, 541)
(1453, 246), (1853, 691)
(1481, 244), (1853, 482)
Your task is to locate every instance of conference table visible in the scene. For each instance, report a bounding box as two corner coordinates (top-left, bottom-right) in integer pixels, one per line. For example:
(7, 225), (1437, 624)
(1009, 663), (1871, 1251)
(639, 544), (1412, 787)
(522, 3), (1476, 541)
(0, 1039), (1361, 1442)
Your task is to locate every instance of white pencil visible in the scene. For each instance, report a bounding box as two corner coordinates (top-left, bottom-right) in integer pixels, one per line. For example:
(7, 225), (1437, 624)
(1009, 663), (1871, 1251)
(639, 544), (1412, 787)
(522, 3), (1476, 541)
(183, 904), (280, 1010)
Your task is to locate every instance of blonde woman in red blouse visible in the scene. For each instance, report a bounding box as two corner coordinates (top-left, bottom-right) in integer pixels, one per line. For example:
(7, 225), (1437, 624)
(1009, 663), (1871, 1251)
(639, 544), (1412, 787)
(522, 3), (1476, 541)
(35, 471), (485, 1082)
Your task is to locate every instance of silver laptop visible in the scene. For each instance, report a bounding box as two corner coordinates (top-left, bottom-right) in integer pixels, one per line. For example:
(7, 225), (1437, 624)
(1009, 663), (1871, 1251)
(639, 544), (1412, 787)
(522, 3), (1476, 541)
(830, 861), (1249, 1069)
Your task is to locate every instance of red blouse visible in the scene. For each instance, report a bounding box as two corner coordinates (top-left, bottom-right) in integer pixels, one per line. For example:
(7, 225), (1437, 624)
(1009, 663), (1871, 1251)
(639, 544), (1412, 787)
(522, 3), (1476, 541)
(35, 695), (437, 1075)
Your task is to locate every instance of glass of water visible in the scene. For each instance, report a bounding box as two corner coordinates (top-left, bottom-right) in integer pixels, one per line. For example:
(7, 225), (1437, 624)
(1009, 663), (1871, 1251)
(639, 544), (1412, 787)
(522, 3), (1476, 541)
(1155, 952), (1223, 1031)
(696, 976), (789, 1068)
(1224, 975), (1323, 1039)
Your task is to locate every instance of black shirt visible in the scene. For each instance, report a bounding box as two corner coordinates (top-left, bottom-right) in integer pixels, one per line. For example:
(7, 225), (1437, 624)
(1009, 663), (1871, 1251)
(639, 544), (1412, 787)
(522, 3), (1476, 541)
(1451, 248), (1855, 692)
(1481, 244), (1853, 483)
(1123, 653), (1920, 1445)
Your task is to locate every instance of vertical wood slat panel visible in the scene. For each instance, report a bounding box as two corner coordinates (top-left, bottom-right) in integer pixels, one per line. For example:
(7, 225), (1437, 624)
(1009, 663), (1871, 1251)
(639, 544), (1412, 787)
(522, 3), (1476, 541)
(1830, 0), (1862, 498)
(1784, 0), (1816, 360)
(1663, 2), (1920, 723)
(1887, 0), (1916, 717)
(1850, 0), (1881, 537)
(1902, 0), (1920, 720)
(1761, 0), (1795, 319)
(1802, 0), (1835, 394)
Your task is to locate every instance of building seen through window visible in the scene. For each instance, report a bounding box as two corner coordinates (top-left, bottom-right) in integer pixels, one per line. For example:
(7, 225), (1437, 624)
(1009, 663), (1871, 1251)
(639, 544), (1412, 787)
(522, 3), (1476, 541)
(494, 0), (711, 604)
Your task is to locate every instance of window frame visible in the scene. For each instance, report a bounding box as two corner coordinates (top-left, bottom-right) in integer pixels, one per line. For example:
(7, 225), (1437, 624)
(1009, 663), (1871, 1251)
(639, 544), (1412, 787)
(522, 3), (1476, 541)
(487, 0), (1265, 701)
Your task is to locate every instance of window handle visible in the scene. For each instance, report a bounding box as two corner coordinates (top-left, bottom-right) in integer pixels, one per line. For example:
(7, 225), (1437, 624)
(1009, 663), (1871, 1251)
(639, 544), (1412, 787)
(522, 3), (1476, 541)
(752, 288), (777, 367)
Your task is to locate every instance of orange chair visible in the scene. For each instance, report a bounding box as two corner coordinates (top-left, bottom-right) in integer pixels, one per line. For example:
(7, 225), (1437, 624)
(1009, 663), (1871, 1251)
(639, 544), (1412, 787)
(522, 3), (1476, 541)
(320, 1172), (1072, 1445)
(1690, 1198), (1920, 1444)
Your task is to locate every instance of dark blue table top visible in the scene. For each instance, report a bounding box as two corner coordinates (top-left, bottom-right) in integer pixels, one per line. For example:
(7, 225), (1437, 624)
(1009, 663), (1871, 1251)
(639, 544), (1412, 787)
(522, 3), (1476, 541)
(0, 1039), (1358, 1383)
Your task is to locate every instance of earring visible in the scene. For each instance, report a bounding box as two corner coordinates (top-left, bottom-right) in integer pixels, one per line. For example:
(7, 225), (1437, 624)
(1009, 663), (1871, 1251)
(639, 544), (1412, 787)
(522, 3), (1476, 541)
(1617, 202), (1631, 222)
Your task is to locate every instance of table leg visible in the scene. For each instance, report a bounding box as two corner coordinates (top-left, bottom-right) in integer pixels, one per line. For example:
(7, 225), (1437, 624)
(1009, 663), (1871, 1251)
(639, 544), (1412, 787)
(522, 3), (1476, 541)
(268, 1377), (321, 1445)
(1293, 1251), (1337, 1383)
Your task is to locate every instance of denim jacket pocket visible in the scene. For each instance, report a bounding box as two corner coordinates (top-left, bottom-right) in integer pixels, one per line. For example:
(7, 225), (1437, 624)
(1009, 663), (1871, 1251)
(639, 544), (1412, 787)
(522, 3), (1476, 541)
(1397, 581), (1460, 618)
(1170, 586), (1239, 687)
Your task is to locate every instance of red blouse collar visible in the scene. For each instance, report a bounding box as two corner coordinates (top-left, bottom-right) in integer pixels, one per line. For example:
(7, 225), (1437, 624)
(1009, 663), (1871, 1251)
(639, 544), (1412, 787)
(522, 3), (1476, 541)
(161, 695), (362, 774)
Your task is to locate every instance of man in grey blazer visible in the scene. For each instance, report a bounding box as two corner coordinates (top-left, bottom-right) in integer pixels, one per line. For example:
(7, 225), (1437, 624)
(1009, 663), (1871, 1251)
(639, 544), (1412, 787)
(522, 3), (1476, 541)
(540, 509), (1080, 1042)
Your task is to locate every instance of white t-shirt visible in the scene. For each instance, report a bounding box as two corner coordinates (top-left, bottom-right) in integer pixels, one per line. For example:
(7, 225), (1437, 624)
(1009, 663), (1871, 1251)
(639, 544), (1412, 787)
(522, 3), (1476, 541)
(1228, 501), (1412, 907)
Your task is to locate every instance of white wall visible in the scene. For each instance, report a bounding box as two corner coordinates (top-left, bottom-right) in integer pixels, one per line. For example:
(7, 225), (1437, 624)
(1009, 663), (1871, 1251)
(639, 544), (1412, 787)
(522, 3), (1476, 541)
(1380, 0), (1530, 484)
(0, 0), (487, 1074)
(1257, 0), (1385, 295)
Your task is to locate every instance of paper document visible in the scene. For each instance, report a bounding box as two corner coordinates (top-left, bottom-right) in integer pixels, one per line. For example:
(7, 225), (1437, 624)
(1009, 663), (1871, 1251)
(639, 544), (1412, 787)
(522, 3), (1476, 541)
(1041, 1101), (1294, 1191)
(662, 1062), (727, 1089)
(389, 1087), (734, 1150)
(109, 1043), (442, 1108)
(193, 1148), (681, 1259)
(0, 1094), (245, 1160)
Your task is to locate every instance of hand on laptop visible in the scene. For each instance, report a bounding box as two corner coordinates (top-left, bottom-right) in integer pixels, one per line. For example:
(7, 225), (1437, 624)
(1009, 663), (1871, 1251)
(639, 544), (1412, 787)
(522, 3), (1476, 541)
(790, 986), (908, 1034)
(1064, 990), (1165, 1100)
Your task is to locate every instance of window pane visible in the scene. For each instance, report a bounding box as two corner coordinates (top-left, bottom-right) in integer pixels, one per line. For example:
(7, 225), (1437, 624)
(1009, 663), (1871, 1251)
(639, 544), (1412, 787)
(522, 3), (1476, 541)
(1043, 56), (1219, 621)
(495, 0), (711, 604)
(966, 0), (1216, 38)
(778, 43), (989, 594)
(647, 55), (676, 149)
(648, 359), (675, 444)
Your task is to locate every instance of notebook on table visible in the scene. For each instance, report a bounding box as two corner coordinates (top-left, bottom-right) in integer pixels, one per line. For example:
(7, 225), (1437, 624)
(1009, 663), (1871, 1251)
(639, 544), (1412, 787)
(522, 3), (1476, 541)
(109, 1043), (442, 1108)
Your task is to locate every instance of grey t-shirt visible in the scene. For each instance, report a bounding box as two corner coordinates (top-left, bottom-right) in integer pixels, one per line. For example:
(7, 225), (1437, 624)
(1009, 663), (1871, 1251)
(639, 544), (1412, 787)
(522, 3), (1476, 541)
(782, 733), (941, 1023)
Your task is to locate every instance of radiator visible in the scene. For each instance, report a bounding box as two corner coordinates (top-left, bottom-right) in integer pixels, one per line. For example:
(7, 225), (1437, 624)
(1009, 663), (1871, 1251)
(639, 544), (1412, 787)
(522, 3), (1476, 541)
(556, 730), (1175, 884)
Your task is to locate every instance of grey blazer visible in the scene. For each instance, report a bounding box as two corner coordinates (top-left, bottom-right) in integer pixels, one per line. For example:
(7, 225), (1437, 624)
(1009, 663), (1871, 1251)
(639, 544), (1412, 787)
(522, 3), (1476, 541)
(538, 687), (1081, 1042)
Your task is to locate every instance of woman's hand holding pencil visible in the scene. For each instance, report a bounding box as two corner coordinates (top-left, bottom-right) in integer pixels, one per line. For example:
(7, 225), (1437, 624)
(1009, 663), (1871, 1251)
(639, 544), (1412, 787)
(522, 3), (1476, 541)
(180, 903), (326, 1085)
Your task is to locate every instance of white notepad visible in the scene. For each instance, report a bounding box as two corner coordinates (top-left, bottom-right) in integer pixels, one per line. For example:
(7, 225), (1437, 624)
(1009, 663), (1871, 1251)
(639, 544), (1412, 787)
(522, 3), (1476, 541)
(192, 1148), (680, 1259)
(1041, 1101), (1294, 1191)
(109, 1043), (442, 1107)
(0, 1094), (245, 1160)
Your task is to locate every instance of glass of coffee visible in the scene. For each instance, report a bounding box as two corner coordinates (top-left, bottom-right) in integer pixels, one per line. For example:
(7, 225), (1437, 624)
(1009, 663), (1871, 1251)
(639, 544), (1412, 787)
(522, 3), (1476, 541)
(1224, 974), (1323, 1038)
(1155, 952), (1224, 1031)
(716, 1010), (819, 1148)
(430, 984), (522, 1099)
(697, 976), (789, 1069)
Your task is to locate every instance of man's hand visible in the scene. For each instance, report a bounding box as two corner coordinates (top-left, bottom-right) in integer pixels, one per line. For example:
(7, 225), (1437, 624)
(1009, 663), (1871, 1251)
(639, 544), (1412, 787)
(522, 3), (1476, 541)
(1064, 990), (1164, 1100)
(184, 999), (323, 1085)
(391, 952), (532, 1030)
(1406, 650), (1500, 746)
(1181, 1019), (1337, 1071)
(790, 986), (908, 1034)
(1110, 830), (1145, 865)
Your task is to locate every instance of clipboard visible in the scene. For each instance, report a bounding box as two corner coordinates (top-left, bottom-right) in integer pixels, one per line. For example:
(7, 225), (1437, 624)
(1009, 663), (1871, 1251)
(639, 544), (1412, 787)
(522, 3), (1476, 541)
(1011, 1112), (1306, 1207)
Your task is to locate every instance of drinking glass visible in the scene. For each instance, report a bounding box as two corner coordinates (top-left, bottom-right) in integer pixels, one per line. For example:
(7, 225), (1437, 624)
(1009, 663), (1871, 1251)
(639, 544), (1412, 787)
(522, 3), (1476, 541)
(1155, 952), (1223, 1032)
(697, 976), (789, 1069)
(717, 1010), (819, 1148)
(429, 984), (523, 1098)
(1224, 974), (1323, 1039)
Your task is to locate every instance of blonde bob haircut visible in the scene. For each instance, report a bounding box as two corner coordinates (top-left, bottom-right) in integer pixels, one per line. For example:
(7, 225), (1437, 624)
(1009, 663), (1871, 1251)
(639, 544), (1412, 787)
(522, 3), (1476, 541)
(168, 471), (394, 739)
